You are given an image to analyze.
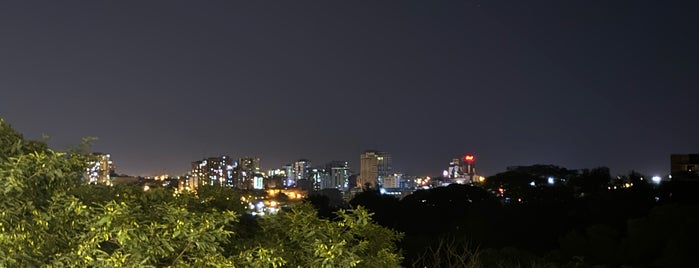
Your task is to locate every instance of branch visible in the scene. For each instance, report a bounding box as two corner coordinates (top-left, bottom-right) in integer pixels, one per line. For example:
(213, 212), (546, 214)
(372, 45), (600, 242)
(172, 240), (193, 265)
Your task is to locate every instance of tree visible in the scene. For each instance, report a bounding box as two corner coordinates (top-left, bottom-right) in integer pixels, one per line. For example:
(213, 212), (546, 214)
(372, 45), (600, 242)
(251, 203), (403, 268)
(349, 190), (401, 228)
(570, 167), (611, 195)
(1, 118), (404, 267)
(0, 119), (91, 266)
(0, 124), (237, 266)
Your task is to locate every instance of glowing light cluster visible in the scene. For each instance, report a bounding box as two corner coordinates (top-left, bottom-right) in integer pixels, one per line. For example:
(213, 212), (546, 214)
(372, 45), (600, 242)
(463, 154), (475, 163)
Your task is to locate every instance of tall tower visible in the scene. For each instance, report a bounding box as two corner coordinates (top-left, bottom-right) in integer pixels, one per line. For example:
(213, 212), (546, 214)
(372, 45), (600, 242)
(236, 156), (261, 189)
(190, 160), (205, 187)
(189, 155), (235, 188)
(281, 163), (294, 187)
(238, 157), (260, 173)
(463, 154), (476, 177)
(85, 153), (112, 185)
(447, 158), (462, 178)
(294, 159), (311, 181)
(324, 161), (350, 191)
(358, 150), (391, 189)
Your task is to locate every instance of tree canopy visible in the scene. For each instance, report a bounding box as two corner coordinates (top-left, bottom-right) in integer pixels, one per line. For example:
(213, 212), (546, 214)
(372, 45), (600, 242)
(0, 118), (403, 267)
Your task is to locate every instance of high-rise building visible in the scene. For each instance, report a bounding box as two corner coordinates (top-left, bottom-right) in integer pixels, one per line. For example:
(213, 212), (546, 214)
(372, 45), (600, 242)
(446, 158), (462, 178)
(238, 157), (260, 173)
(307, 167), (325, 191)
(266, 168), (285, 178)
(252, 173), (265, 190)
(294, 159), (311, 181)
(236, 156), (261, 189)
(281, 164), (294, 187)
(357, 150), (392, 189)
(462, 154), (476, 176)
(190, 160), (205, 187)
(263, 170), (285, 189)
(382, 173), (402, 188)
(190, 155), (235, 187)
(442, 155), (475, 184)
(178, 174), (197, 193)
(209, 156), (235, 186)
(323, 161), (350, 191)
(85, 153), (112, 185)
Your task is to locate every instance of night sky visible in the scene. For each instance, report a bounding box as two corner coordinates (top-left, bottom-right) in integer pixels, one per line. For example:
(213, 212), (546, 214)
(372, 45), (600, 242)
(1, 1), (697, 177)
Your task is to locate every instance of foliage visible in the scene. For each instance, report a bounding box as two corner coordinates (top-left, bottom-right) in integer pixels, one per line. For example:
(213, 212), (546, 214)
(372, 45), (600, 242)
(349, 190), (401, 228)
(0, 118), (405, 267)
(252, 203), (404, 268)
(11, 115), (694, 267)
(410, 237), (481, 268)
(192, 184), (247, 214)
(568, 167), (612, 195)
(554, 204), (699, 267)
(1, 119), (88, 266)
(0, 131), (236, 267)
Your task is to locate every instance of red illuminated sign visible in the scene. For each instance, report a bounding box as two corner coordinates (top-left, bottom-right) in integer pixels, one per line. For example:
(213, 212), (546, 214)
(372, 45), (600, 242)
(463, 154), (475, 163)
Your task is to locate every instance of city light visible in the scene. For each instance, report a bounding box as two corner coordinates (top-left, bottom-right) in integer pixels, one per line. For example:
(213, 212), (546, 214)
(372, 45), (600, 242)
(463, 154), (475, 163)
(652, 176), (662, 184)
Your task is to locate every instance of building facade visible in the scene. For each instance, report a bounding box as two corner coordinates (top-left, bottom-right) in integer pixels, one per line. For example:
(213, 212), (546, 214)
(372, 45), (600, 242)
(324, 161), (350, 191)
(294, 159), (311, 181)
(190, 155), (235, 188)
(85, 153), (113, 185)
(357, 150), (392, 189)
(671, 154), (699, 181)
(236, 156), (261, 189)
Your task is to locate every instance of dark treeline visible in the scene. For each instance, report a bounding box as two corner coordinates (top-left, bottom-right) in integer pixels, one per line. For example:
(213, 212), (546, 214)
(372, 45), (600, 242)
(309, 165), (699, 267)
(3, 117), (698, 267)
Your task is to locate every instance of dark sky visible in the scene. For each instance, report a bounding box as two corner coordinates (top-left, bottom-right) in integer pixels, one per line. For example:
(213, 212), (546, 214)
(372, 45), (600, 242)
(1, 0), (697, 177)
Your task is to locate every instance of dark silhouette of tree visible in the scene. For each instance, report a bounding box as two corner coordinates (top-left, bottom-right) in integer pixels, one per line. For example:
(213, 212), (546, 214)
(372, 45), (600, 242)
(569, 167), (611, 195)
(306, 188), (347, 219)
(305, 194), (333, 218)
(349, 190), (400, 228)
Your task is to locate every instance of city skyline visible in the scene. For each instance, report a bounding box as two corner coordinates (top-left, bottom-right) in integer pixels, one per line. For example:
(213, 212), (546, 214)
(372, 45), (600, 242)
(2, 1), (697, 177)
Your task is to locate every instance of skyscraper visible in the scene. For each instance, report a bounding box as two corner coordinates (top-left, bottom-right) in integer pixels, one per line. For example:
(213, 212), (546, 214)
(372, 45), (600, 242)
(358, 150), (392, 189)
(236, 156), (261, 189)
(85, 153), (112, 185)
(324, 161), (350, 191)
(294, 159), (311, 181)
(307, 167), (325, 191)
(446, 158), (462, 178)
(189, 155), (235, 187)
(281, 163), (294, 187)
(463, 154), (476, 176)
